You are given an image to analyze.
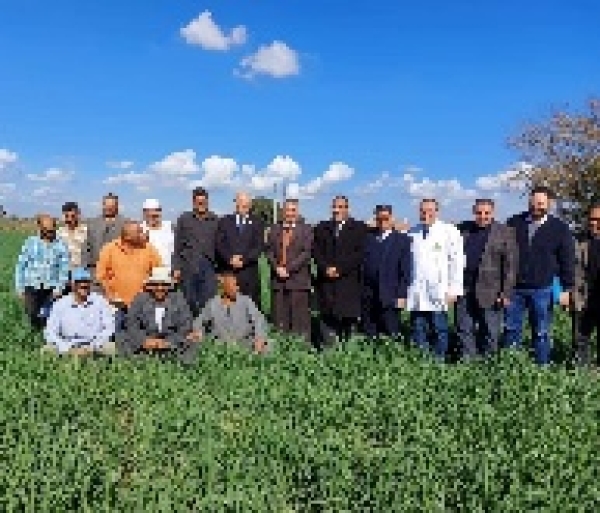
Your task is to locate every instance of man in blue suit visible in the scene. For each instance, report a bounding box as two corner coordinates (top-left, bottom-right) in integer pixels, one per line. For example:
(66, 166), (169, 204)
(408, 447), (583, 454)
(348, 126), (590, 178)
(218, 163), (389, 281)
(361, 204), (412, 339)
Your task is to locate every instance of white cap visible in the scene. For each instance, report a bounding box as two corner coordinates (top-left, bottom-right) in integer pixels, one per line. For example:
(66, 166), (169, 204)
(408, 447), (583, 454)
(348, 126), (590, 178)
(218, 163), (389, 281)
(142, 198), (161, 210)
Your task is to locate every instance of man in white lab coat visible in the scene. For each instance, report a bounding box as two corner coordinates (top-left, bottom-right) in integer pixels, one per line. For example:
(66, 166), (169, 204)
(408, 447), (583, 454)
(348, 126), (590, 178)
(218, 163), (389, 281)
(406, 198), (465, 358)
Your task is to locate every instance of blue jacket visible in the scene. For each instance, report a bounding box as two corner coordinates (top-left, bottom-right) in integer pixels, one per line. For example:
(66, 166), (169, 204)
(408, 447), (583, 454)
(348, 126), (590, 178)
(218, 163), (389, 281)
(362, 231), (411, 308)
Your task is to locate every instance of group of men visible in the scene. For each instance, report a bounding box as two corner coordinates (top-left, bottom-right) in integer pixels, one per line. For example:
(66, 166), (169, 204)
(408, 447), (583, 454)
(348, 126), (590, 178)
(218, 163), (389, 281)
(12, 184), (600, 366)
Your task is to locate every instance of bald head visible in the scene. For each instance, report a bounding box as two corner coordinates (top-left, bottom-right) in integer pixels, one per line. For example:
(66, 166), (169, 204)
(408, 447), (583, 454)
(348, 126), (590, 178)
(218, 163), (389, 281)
(121, 220), (144, 246)
(235, 192), (252, 216)
(37, 214), (58, 241)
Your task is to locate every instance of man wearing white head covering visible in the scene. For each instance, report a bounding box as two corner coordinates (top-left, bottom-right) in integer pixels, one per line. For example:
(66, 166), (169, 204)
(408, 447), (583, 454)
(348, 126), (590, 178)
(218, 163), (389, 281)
(141, 199), (174, 272)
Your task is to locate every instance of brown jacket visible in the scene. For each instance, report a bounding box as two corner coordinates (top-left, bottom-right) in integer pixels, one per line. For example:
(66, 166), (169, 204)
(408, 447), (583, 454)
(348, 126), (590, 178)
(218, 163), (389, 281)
(461, 221), (518, 309)
(266, 222), (313, 291)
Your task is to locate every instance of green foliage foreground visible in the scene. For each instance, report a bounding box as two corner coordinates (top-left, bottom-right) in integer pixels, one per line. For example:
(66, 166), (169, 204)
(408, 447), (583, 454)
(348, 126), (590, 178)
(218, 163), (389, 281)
(1, 233), (599, 511)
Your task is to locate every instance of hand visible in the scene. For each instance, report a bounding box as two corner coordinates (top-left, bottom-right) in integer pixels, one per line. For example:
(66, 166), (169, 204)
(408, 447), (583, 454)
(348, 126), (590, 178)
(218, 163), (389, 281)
(143, 337), (166, 350)
(497, 296), (510, 307)
(230, 255), (243, 269)
(53, 290), (62, 299)
(186, 331), (202, 343)
(276, 267), (289, 279)
(397, 298), (406, 309)
(253, 338), (267, 353)
(69, 347), (92, 357)
(325, 267), (339, 278)
(172, 270), (181, 283)
(559, 291), (571, 309)
(445, 294), (457, 305)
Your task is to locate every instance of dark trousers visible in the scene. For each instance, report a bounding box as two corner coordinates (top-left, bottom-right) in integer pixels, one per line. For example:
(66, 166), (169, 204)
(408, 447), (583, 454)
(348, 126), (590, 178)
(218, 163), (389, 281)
(239, 280), (262, 312)
(456, 293), (503, 360)
(180, 260), (217, 317)
(361, 304), (400, 339)
(23, 287), (54, 329)
(573, 308), (600, 366)
(272, 289), (311, 342)
(319, 315), (357, 347)
(410, 311), (450, 358)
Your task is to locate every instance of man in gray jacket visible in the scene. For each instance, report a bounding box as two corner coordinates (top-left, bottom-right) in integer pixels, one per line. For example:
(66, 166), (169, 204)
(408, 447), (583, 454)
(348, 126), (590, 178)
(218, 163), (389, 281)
(83, 193), (125, 283)
(116, 267), (199, 364)
(189, 270), (270, 353)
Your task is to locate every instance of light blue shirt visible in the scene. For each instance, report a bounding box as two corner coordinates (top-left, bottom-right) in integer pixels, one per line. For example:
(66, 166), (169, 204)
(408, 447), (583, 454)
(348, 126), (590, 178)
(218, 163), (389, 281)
(44, 292), (115, 353)
(15, 235), (70, 294)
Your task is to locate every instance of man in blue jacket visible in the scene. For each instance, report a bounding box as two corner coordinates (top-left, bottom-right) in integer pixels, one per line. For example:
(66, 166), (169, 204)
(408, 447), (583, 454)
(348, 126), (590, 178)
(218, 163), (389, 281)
(505, 186), (575, 364)
(361, 204), (411, 339)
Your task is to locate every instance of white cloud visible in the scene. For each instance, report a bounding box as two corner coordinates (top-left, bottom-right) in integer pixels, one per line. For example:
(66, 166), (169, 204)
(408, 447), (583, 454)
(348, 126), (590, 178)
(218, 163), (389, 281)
(476, 162), (532, 192)
(0, 149), (18, 171)
(188, 155), (240, 189)
(249, 155), (302, 191)
(300, 162), (355, 197)
(107, 160), (134, 170)
(32, 186), (59, 198)
(26, 167), (73, 183)
(236, 41), (300, 79)
(149, 149), (200, 176)
(405, 177), (477, 204)
(103, 171), (153, 193)
(180, 11), (247, 51)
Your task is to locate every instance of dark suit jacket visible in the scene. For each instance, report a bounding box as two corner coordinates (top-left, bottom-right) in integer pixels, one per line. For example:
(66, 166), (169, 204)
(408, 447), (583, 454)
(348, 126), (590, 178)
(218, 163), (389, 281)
(266, 222), (313, 291)
(117, 290), (193, 355)
(215, 214), (264, 296)
(313, 218), (368, 318)
(362, 231), (411, 309)
(459, 220), (518, 309)
(83, 215), (125, 270)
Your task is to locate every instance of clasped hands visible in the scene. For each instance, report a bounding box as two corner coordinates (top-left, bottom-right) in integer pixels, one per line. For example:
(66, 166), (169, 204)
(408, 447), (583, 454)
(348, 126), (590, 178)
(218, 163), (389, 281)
(185, 331), (266, 353)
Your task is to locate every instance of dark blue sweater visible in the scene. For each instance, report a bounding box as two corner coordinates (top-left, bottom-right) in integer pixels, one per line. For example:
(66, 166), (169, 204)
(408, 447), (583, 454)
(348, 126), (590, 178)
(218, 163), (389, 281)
(506, 212), (575, 289)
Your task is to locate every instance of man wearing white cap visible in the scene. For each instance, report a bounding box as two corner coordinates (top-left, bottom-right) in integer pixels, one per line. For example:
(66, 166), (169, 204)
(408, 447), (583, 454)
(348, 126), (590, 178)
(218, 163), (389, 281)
(142, 199), (174, 272)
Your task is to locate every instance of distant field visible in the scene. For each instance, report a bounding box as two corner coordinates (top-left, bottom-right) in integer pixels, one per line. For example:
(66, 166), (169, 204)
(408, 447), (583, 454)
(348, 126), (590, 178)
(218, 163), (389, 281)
(1, 231), (599, 510)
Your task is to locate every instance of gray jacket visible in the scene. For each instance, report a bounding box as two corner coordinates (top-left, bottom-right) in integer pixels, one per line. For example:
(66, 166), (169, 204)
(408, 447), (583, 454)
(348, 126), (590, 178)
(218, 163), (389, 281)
(117, 290), (193, 356)
(83, 215), (126, 269)
(193, 294), (267, 350)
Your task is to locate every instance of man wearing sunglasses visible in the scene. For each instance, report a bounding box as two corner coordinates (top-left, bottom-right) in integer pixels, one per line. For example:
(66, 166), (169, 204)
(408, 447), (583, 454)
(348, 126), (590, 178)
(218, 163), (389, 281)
(42, 267), (116, 356)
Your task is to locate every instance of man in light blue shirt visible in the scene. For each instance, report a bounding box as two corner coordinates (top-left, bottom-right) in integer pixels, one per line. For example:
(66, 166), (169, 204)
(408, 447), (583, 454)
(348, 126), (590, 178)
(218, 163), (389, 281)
(43, 268), (116, 356)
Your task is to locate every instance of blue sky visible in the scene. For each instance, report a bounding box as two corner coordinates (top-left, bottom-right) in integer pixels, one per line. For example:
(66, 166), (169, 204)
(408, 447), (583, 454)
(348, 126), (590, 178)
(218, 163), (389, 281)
(0, 0), (598, 223)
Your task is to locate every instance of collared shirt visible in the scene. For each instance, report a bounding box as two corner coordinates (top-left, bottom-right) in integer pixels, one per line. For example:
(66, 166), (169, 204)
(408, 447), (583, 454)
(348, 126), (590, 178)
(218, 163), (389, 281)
(44, 292), (115, 353)
(15, 235), (70, 294)
(378, 229), (392, 242)
(96, 239), (162, 307)
(57, 224), (88, 268)
(526, 213), (548, 241)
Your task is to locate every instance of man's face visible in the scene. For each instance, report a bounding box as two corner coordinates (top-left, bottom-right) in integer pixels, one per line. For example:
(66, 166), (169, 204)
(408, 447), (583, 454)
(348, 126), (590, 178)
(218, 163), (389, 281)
(221, 274), (239, 299)
(39, 216), (57, 240)
(235, 195), (251, 216)
(123, 223), (144, 246)
(193, 194), (208, 214)
(284, 202), (298, 224)
(529, 192), (549, 219)
(102, 198), (118, 218)
(63, 209), (79, 228)
(143, 208), (162, 226)
(589, 207), (600, 237)
(375, 209), (394, 232)
(473, 202), (494, 227)
(148, 282), (169, 301)
(72, 280), (91, 300)
(332, 198), (349, 223)
(419, 201), (437, 225)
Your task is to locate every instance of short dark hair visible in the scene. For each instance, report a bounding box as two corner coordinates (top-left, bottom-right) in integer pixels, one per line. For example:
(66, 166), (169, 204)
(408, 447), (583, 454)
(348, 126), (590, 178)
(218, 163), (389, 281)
(333, 195), (349, 206)
(530, 186), (554, 199)
(103, 193), (118, 202)
(474, 198), (495, 207)
(218, 269), (237, 279)
(62, 201), (79, 213)
(284, 198), (299, 205)
(374, 204), (392, 214)
(420, 198), (439, 209)
(192, 187), (208, 199)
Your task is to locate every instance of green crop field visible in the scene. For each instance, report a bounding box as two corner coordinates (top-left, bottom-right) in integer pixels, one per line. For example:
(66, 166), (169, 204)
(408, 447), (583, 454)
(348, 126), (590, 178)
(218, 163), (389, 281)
(1, 231), (599, 511)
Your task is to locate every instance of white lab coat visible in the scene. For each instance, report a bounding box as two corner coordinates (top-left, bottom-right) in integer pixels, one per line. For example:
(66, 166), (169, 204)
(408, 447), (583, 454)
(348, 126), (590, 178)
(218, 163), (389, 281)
(406, 220), (465, 312)
(142, 220), (174, 271)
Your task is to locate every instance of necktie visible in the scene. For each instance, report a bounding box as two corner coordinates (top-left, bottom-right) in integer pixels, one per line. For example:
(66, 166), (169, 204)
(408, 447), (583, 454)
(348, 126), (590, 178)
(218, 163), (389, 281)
(422, 226), (429, 239)
(237, 216), (245, 232)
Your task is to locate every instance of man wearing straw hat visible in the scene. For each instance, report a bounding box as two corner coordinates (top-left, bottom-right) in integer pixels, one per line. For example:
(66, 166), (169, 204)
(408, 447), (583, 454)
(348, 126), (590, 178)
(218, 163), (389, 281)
(116, 266), (199, 363)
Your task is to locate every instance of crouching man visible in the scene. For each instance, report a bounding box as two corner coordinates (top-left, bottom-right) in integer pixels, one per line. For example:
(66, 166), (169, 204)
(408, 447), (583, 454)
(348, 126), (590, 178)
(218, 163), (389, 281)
(116, 267), (199, 364)
(42, 268), (116, 356)
(188, 270), (270, 353)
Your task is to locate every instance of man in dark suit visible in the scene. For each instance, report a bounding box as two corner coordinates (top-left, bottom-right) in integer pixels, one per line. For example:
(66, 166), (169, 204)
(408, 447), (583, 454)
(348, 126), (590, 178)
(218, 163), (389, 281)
(215, 192), (265, 309)
(265, 199), (313, 344)
(361, 204), (411, 339)
(313, 195), (368, 347)
(456, 199), (518, 360)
